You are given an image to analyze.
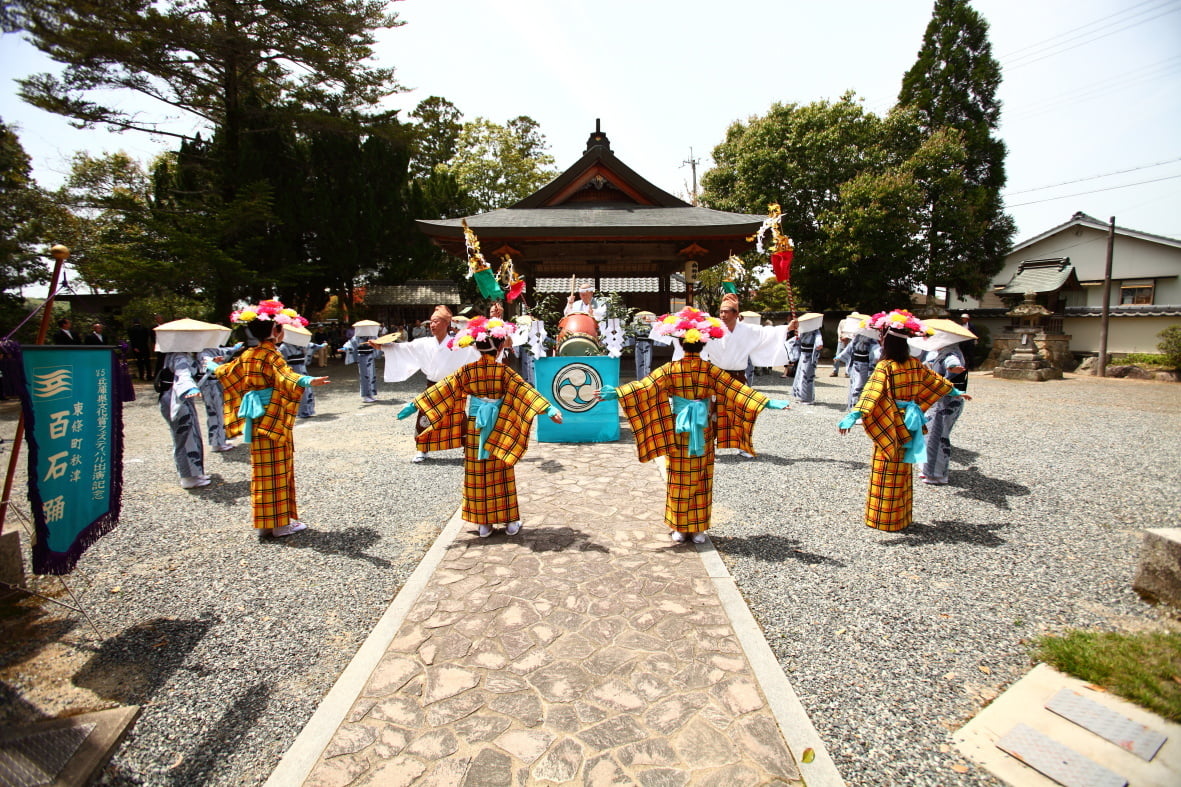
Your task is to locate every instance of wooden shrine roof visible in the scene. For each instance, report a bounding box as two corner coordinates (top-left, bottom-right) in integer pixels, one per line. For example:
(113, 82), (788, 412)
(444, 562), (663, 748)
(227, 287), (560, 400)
(416, 123), (764, 268)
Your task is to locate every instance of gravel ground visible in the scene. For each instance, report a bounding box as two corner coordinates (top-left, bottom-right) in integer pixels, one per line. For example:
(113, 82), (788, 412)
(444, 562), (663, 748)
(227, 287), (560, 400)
(711, 368), (1181, 786)
(1, 359), (466, 786)
(1, 359), (1178, 786)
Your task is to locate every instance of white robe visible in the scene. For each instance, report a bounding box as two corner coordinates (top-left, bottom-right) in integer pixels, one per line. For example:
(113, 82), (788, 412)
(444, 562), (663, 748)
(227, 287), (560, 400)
(564, 299), (606, 322)
(660, 321), (789, 367)
(702, 321), (790, 371)
(381, 335), (479, 384)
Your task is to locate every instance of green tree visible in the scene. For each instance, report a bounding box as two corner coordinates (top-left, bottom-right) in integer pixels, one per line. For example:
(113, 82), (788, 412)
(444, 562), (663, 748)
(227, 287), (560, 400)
(444, 116), (557, 212)
(0, 119), (49, 305)
(897, 0), (1015, 303)
(701, 95), (917, 310)
(10, 0), (402, 192)
(408, 96), (463, 180)
(9, 0), (406, 317)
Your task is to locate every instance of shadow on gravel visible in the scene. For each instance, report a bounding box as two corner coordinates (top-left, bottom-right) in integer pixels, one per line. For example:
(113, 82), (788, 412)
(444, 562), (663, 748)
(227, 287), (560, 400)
(0, 680), (48, 724)
(165, 681), (272, 786)
(711, 534), (847, 567)
(949, 471), (1029, 510)
(718, 454), (868, 471)
(73, 616), (216, 704)
(277, 526), (392, 568)
(796, 400), (848, 412)
(205, 478), (251, 503)
(878, 519), (1011, 547)
(952, 447), (982, 463)
(297, 413), (342, 423)
(414, 457), (463, 467)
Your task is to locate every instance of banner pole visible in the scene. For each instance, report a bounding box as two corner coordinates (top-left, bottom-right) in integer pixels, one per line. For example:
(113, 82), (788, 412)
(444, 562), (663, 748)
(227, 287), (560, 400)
(0, 245), (70, 535)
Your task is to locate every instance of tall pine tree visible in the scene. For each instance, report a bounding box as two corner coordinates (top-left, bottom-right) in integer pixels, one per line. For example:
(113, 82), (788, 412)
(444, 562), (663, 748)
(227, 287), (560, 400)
(897, 0), (1014, 305)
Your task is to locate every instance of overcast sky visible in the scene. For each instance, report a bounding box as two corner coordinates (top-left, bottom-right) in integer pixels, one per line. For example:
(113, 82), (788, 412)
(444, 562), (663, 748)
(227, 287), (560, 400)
(1, 0), (1179, 245)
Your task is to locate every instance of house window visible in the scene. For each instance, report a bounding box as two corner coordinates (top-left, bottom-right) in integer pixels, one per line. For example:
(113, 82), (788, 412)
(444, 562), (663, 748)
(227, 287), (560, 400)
(1120, 279), (1154, 305)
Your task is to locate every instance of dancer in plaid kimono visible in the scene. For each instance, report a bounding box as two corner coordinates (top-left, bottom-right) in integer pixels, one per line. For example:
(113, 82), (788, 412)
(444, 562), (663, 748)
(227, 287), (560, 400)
(397, 316), (562, 538)
(210, 300), (330, 539)
(838, 310), (964, 532)
(599, 307), (790, 544)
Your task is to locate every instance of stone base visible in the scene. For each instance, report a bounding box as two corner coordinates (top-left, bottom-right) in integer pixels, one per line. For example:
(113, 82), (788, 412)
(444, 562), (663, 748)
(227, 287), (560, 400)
(992, 366), (1063, 381)
(1133, 528), (1181, 607)
(0, 530), (24, 590)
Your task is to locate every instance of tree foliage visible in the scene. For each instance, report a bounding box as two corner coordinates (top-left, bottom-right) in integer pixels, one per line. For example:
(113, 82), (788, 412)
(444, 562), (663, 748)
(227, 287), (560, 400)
(10, 0), (402, 148)
(0, 119), (49, 296)
(700, 95), (922, 311)
(444, 116), (558, 212)
(897, 0), (1014, 301)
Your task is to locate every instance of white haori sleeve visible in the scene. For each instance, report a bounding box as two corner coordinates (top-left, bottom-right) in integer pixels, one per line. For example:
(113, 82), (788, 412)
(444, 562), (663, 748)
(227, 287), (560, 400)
(381, 336), (436, 382)
(747, 323), (790, 367)
(426, 340), (479, 382)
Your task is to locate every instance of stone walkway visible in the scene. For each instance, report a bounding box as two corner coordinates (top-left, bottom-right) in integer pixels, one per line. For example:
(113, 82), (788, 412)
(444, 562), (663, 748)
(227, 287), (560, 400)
(267, 434), (841, 786)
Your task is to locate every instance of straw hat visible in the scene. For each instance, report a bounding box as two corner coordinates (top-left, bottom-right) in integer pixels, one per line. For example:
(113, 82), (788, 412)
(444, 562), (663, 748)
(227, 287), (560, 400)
(795, 312), (824, 334)
(282, 323), (313, 348)
(154, 318), (231, 353)
(922, 318), (977, 340)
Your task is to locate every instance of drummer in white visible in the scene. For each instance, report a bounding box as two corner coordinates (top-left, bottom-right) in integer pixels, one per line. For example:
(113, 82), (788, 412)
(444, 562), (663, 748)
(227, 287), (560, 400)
(379, 304), (479, 462)
(564, 281), (606, 322)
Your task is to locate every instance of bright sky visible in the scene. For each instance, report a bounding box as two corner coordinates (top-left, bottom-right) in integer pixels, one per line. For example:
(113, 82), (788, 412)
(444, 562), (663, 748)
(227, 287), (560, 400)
(1, 0), (1179, 246)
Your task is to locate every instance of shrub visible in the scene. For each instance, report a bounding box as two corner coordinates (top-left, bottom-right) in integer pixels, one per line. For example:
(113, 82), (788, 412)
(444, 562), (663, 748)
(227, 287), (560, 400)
(1118, 352), (1168, 366)
(1158, 324), (1181, 368)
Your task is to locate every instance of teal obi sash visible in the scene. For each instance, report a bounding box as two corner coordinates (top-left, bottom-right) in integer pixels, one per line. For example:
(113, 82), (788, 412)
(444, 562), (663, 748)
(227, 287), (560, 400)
(671, 395), (710, 457)
(897, 399), (926, 463)
(467, 395), (504, 460)
(238, 388), (273, 443)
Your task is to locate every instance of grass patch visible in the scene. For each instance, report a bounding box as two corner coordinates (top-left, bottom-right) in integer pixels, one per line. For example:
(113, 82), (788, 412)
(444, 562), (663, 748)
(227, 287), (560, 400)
(1032, 630), (1181, 722)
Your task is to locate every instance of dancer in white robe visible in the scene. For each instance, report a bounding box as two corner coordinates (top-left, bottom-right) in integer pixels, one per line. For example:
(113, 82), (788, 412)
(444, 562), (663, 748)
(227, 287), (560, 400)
(380, 305), (478, 462)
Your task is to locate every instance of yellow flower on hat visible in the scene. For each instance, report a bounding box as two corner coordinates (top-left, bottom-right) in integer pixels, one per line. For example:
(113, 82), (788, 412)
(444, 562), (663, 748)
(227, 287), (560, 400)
(280, 308), (298, 319)
(707, 317), (722, 327)
(457, 335), (474, 347)
(663, 315), (678, 325)
(683, 328), (702, 344)
(486, 318), (504, 329)
(239, 310), (257, 322)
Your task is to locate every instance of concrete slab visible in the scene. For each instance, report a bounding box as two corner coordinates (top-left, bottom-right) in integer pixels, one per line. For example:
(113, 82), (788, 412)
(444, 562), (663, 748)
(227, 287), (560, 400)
(954, 663), (1180, 787)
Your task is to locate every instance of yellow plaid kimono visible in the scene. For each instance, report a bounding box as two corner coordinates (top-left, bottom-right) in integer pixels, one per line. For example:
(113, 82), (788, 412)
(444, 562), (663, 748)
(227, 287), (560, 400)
(854, 357), (954, 531)
(414, 354), (551, 526)
(214, 342), (307, 530)
(615, 354), (769, 534)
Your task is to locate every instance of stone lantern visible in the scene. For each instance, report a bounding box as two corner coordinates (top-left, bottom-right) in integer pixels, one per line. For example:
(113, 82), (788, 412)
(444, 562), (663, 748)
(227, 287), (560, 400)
(993, 292), (1063, 381)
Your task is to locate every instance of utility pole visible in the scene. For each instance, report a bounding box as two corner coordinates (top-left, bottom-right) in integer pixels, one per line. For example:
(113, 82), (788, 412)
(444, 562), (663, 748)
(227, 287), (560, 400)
(1097, 216), (1115, 377)
(681, 148), (700, 205)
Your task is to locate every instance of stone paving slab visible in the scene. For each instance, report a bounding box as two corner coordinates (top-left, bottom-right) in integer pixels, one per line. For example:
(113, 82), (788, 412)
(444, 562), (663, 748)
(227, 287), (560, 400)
(272, 436), (837, 786)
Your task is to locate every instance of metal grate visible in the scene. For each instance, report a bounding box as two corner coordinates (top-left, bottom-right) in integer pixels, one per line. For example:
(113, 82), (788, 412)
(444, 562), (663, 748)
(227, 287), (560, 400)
(0, 723), (95, 787)
(995, 723), (1126, 787)
(1046, 689), (1166, 762)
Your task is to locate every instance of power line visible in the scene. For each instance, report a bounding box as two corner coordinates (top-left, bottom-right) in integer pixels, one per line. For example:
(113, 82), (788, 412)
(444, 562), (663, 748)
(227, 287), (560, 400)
(1003, 157), (1181, 196)
(1003, 56), (1181, 121)
(1004, 173), (1181, 207)
(1002, 1), (1181, 71)
(997, 0), (1162, 58)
